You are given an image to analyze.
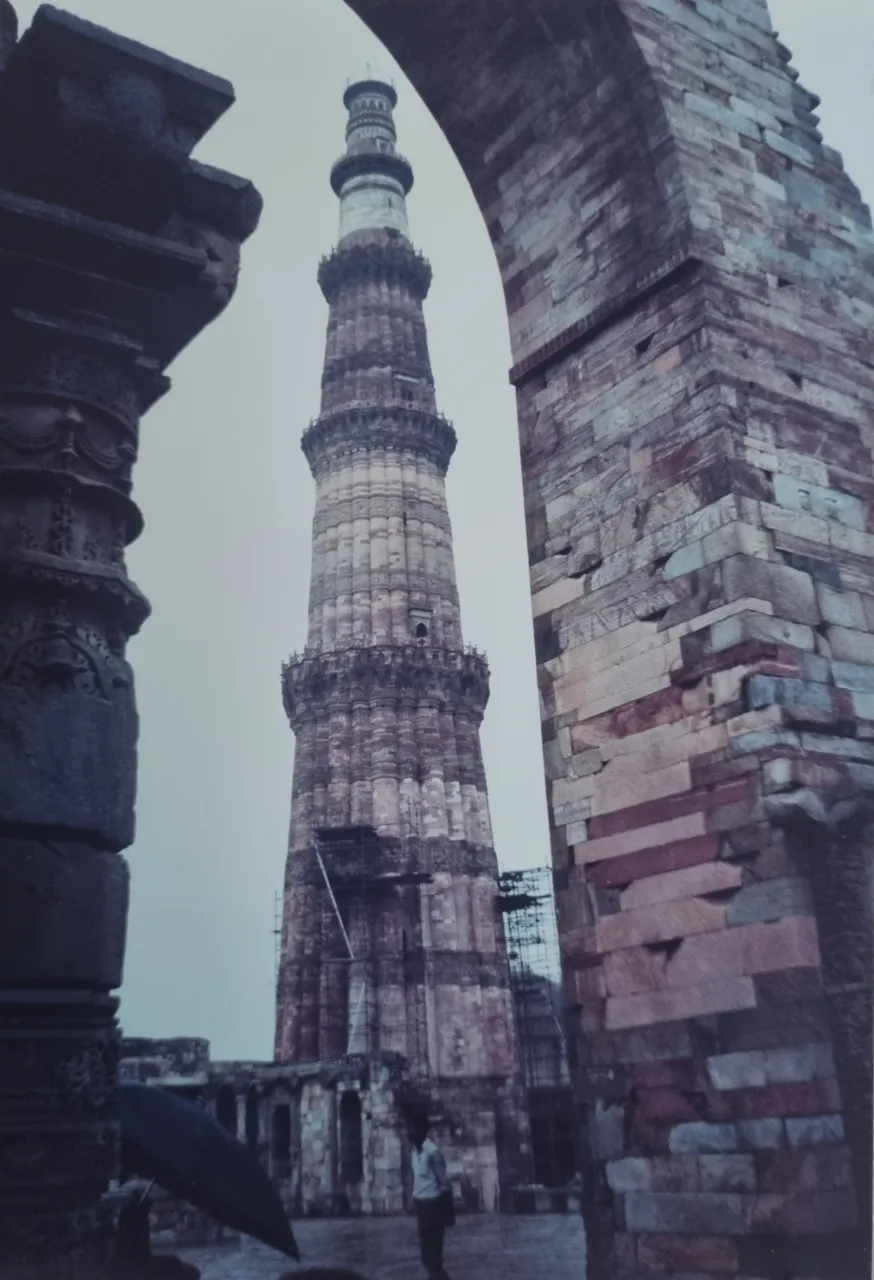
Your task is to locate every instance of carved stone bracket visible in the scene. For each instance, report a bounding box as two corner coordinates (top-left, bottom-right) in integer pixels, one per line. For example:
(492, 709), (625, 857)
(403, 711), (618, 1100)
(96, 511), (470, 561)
(282, 644), (490, 727)
(302, 404), (457, 476)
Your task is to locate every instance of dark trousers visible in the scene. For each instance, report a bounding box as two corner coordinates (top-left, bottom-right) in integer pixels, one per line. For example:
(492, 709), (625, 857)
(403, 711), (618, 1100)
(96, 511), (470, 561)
(415, 1196), (452, 1280)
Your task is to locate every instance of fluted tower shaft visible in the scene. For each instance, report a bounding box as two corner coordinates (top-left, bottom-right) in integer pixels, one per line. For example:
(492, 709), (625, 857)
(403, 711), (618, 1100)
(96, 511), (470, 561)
(274, 79), (528, 1204)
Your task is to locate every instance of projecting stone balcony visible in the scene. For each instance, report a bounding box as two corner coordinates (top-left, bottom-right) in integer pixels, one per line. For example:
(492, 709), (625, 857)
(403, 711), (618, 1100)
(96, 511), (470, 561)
(329, 148), (414, 198)
(317, 236), (432, 302)
(281, 643), (490, 727)
(301, 403), (457, 474)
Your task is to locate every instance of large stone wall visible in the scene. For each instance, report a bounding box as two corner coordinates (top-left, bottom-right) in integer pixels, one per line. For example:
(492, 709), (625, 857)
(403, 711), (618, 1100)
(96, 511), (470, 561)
(343, 2), (873, 1277)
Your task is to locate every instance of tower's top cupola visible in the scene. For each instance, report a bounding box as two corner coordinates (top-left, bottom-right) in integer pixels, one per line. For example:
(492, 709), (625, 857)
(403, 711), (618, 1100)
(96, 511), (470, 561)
(331, 75), (414, 243)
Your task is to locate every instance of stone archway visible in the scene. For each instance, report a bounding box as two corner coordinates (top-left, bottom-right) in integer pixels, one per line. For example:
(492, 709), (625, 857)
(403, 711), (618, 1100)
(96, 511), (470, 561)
(343, 3), (874, 1278)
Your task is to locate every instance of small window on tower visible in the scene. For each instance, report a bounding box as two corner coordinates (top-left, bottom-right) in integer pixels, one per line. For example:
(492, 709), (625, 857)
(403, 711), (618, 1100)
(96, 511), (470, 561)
(394, 373), (418, 404)
(410, 609), (432, 645)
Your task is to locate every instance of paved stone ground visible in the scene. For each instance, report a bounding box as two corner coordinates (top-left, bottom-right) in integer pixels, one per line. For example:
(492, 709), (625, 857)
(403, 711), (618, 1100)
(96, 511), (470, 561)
(173, 1214), (586, 1280)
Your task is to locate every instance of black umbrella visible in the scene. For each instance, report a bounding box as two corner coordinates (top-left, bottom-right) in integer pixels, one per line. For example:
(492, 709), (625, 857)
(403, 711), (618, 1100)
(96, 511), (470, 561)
(119, 1082), (300, 1261)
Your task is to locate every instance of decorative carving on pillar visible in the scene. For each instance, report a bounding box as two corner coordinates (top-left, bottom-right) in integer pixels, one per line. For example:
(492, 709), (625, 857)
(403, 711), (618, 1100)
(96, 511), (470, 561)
(0, 5), (261, 1275)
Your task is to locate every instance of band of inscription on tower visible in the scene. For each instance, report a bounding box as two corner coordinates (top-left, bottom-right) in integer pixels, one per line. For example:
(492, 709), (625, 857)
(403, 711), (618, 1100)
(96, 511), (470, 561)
(274, 78), (531, 1206)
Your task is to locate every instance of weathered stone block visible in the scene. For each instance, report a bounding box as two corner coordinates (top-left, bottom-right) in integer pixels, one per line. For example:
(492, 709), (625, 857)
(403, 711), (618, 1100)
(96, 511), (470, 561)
(669, 1123), (739, 1155)
(590, 1102), (626, 1160)
(738, 1118), (784, 1151)
(772, 474), (866, 532)
(606, 977), (756, 1030)
(748, 1187), (860, 1234)
(698, 1154), (756, 1194)
(576, 812), (708, 867)
(606, 1157), (653, 1192)
(759, 1145), (854, 1194)
(721, 556), (820, 625)
(625, 1191), (746, 1235)
(619, 862), (742, 912)
(764, 1043), (835, 1085)
(785, 1114), (845, 1147)
(706, 1051), (767, 1091)
(666, 916), (820, 987)
(588, 833), (720, 889)
(816, 584), (868, 631)
(826, 626), (874, 665)
(651, 1154), (700, 1193)
(725, 878), (813, 927)
(744, 674), (832, 716)
(596, 897), (727, 953)
(832, 659), (874, 694)
(710, 610), (816, 654)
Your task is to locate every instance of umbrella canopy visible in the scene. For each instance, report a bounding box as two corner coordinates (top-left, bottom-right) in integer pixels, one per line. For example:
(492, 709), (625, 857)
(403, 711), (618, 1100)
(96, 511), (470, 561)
(119, 1082), (299, 1261)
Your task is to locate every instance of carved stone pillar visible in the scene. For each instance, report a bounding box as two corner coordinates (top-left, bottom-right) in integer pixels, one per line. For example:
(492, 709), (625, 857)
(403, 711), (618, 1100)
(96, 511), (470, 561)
(0, 5), (261, 1275)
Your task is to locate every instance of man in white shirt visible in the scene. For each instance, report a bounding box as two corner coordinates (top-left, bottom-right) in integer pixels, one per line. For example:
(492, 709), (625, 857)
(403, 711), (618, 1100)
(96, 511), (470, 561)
(407, 1112), (454, 1280)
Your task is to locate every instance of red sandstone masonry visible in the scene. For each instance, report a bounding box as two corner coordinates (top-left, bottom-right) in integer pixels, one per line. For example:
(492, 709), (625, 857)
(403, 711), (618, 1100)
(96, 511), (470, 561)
(277, 71), (530, 1204)
(348, 0), (874, 1276)
(586, 833), (720, 888)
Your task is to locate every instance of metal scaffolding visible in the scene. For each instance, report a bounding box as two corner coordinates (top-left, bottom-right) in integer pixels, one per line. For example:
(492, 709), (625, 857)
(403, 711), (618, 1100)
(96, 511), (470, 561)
(498, 867), (567, 1089)
(498, 867), (577, 1186)
(312, 826), (433, 1063)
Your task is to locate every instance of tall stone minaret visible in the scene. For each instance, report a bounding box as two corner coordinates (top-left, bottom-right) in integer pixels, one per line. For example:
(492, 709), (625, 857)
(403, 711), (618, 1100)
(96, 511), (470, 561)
(274, 78), (529, 1203)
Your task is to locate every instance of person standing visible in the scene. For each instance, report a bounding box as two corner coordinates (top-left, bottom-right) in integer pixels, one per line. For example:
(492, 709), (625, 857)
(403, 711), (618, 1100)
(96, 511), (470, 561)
(407, 1112), (454, 1280)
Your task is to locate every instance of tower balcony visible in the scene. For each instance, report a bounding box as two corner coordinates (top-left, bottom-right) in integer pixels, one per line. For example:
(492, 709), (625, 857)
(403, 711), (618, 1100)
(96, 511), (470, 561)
(329, 148), (414, 198)
(317, 237), (432, 303)
(281, 643), (490, 730)
(301, 404), (457, 476)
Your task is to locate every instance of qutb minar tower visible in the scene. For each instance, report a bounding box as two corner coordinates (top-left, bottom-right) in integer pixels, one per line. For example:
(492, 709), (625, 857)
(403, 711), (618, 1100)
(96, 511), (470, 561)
(275, 77), (529, 1207)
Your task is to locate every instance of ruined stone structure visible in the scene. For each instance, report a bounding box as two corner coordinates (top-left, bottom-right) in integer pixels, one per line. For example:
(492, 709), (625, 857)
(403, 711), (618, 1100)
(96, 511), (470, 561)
(118, 1039), (409, 1225)
(343, 3), (874, 1279)
(0, 5), (259, 1275)
(275, 78), (529, 1208)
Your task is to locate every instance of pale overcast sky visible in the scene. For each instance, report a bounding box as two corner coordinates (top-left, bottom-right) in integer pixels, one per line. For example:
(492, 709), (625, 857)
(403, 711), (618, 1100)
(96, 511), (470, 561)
(13, 1), (872, 1059)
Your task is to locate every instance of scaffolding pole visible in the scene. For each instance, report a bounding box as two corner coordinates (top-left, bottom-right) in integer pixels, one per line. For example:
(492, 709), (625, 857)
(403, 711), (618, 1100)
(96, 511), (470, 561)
(314, 838), (354, 960)
(497, 867), (567, 1092)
